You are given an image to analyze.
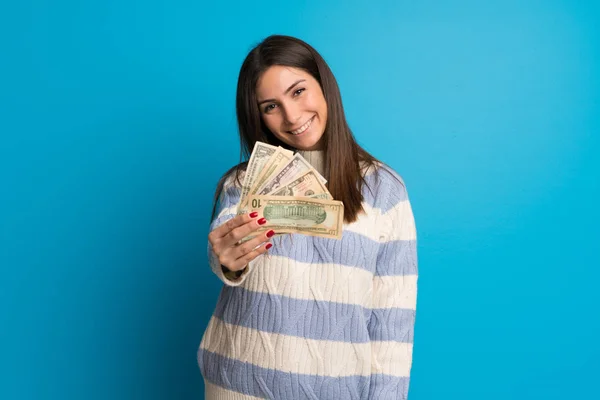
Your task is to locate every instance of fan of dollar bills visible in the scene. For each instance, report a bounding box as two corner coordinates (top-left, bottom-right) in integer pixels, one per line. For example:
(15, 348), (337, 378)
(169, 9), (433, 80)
(237, 141), (344, 240)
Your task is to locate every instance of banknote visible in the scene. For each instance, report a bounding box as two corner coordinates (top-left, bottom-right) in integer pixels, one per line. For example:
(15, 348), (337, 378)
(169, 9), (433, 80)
(255, 153), (327, 196)
(268, 170), (332, 200)
(245, 195), (344, 239)
(239, 144), (292, 213)
(309, 193), (332, 200)
(239, 142), (279, 212)
(249, 148), (293, 196)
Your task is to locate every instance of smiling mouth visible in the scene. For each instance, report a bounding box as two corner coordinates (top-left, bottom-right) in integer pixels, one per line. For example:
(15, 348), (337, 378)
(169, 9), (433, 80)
(288, 116), (315, 135)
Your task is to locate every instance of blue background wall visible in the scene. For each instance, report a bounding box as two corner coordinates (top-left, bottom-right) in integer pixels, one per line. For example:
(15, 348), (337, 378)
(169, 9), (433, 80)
(1, 1), (598, 399)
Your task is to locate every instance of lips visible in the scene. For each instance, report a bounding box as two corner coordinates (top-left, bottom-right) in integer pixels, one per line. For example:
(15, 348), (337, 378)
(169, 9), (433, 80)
(288, 116), (315, 135)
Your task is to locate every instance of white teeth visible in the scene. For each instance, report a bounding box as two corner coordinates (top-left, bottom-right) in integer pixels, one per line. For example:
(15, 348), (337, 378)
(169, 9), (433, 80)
(290, 117), (313, 135)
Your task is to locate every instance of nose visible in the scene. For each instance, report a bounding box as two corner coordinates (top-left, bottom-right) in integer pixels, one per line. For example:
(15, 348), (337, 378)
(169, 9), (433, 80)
(282, 102), (302, 126)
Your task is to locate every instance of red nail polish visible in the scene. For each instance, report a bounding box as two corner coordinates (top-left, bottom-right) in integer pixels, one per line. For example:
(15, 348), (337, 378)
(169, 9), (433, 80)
(266, 230), (275, 238)
(249, 212), (258, 218)
(257, 218), (267, 225)
(265, 243), (273, 250)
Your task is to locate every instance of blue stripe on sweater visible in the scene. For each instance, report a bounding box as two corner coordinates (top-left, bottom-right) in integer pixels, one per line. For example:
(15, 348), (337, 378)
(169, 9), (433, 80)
(375, 239), (418, 276)
(369, 374), (411, 400)
(269, 230), (380, 270)
(362, 165), (408, 213)
(219, 186), (241, 210)
(213, 287), (415, 344)
(198, 349), (372, 400)
(367, 308), (416, 343)
(214, 286), (369, 343)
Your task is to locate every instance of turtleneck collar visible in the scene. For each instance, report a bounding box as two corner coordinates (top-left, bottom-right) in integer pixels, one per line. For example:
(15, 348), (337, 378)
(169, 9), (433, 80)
(297, 149), (326, 176)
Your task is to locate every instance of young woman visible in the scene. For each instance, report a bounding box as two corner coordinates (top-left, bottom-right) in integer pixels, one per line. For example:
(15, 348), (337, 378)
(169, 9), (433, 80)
(198, 35), (418, 400)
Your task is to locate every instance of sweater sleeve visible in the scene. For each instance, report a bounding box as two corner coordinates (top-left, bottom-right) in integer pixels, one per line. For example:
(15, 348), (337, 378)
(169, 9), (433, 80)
(207, 172), (254, 286)
(368, 172), (418, 399)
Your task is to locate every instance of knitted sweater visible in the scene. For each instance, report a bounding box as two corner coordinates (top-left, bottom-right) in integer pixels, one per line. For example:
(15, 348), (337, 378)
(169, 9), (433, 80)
(198, 152), (418, 400)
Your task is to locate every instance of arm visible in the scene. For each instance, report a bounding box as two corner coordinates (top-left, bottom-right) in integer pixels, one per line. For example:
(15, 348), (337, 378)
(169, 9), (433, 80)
(368, 176), (418, 399)
(207, 173), (271, 286)
(207, 176), (246, 285)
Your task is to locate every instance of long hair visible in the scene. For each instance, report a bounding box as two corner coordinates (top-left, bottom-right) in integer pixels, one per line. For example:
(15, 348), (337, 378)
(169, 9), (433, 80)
(211, 35), (378, 224)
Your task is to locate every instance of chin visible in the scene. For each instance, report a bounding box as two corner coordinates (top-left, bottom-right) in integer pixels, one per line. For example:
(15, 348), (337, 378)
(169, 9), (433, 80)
(287, 130), (325, 151)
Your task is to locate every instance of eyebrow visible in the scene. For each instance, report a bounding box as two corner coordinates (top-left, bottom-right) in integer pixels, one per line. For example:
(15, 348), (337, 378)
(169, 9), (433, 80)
(257, 79), (306, 105)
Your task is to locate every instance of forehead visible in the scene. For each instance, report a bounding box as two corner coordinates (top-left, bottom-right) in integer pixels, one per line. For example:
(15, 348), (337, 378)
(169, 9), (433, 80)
(256, 66), (314, 95)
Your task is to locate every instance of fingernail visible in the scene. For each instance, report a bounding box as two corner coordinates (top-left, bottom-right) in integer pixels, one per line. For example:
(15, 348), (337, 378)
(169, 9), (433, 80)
(266, 229), (275, 238)
(257, 218), (267, 225)
(265, 243), (273, 250)
(249, 212), (258, 218)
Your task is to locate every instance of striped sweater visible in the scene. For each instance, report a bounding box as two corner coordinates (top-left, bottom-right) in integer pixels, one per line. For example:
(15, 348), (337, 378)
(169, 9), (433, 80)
(198, 160), (418, 400)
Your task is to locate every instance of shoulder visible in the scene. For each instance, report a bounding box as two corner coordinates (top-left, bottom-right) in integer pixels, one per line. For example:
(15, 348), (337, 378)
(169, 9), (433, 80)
(220, 162), (248, 190)
(367, 161), (406, 187)
(362, 161), (409, 213)
(213, 163), (248, 206)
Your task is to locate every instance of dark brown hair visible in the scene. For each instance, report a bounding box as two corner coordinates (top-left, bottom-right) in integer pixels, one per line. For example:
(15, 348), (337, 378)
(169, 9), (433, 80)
(211, 34), (378, 223)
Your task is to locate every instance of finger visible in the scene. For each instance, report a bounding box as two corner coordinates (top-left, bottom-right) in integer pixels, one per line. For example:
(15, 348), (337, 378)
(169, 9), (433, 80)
(217, 228), (271, 267)
(210, 211), (260, 241)
(231, 229), (275, 260)
(220, 216), (268, 249)
(228, 242), (273, 271)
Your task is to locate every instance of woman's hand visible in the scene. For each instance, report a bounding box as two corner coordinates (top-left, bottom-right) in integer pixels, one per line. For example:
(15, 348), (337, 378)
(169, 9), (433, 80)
(208, 211), (274, 272)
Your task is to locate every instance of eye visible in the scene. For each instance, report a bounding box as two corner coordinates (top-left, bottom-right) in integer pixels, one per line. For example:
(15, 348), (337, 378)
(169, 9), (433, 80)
(263, 104), (277, 113)
(293, 88), (305, 96)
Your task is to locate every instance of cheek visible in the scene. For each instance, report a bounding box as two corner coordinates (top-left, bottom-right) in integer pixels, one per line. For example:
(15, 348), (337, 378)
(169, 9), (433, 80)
(307, 93), (327, 117)
(262, 114), (286, 138)
(304, 93), (320, 110)
(262, 114), (279, 130)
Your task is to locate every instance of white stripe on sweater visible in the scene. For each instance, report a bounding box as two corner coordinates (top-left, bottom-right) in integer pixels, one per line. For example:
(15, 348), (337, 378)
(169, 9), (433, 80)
(243, 255), (417, 310)
(201, 316), (376, 377)
(372, 275), (417, 310)
(245, 255), (373, 307)
(371, 340), (414, 377)
(343, 200), (416, 242)
(201, 317), (414, 378)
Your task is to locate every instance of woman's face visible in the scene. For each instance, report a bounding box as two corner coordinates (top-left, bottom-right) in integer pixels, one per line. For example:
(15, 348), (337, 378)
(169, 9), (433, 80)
(256, 66), (328, 151)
